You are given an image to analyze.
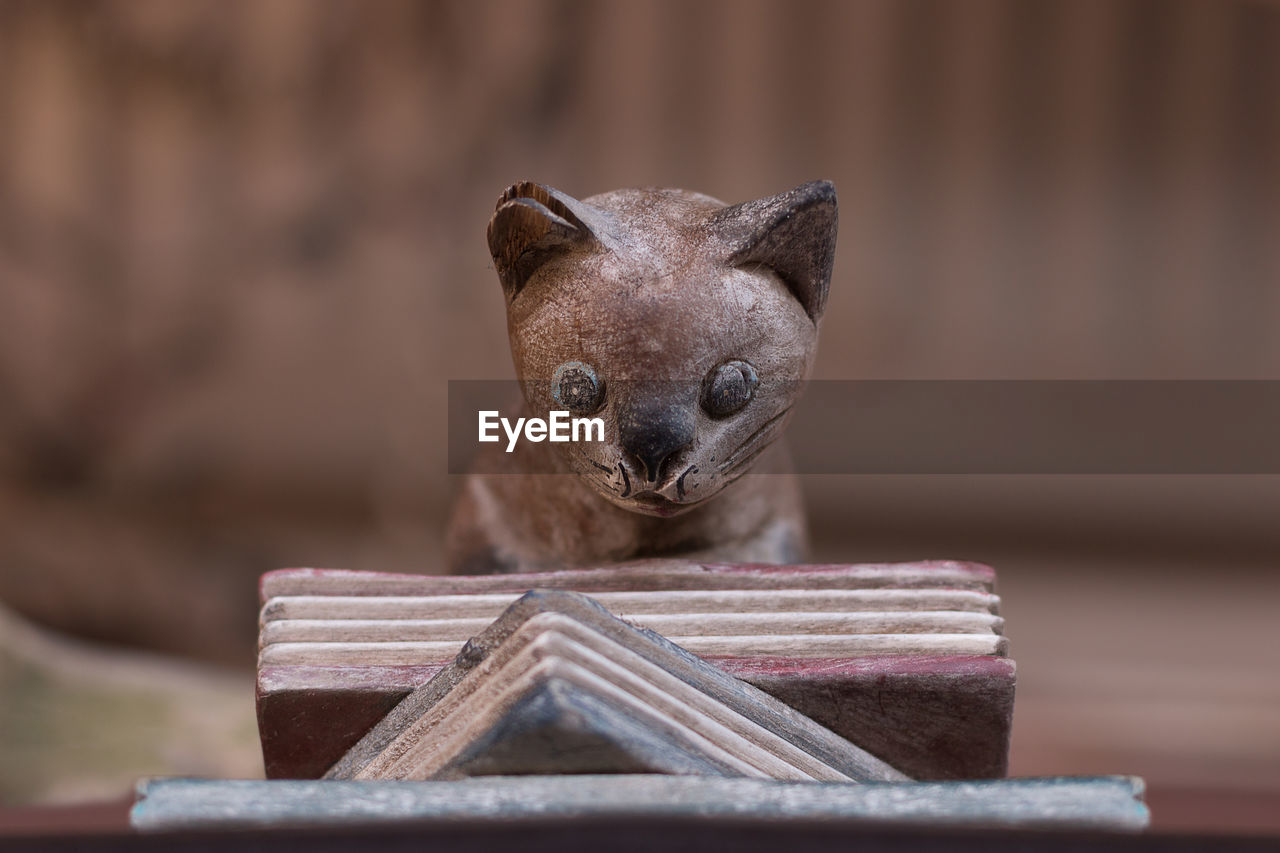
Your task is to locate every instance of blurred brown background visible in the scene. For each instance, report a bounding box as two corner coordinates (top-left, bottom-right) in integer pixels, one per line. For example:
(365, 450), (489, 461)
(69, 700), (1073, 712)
(0, 0), (1277, 833)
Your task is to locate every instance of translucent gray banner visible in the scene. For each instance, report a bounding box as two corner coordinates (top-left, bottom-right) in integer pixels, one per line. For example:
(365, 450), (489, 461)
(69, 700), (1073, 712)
(448, 380), (1280, 474)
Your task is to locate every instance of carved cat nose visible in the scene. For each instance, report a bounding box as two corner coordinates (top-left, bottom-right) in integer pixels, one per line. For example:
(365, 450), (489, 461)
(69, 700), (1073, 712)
(619, 403), (695, 484)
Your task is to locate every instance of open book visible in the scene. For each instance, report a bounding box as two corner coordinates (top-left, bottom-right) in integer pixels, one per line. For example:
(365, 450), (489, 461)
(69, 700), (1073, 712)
(325, 589), (910, 782)
(256, 560), (1014, 780)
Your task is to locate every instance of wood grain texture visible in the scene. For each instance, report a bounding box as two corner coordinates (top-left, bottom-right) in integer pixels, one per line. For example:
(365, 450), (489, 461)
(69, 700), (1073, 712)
(340, 624), (776, 780)
(327, 591), (907, 783)
(258, 655), (1016, 782)
(261, 587), (1001, 621)
(261, 611), (1004, 644)
(262, 635), (1008, 665)
(426, 666), (758, 780)
(130, 776), (1150, 832)
(259, 561), (998, 599)
(256, 562), (1014, 781)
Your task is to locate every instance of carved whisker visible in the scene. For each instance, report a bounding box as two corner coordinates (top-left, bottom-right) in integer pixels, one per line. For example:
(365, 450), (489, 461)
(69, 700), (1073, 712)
(675, 465), (699, 500)
(719, 441), (773, 482)
(573, 450), (617, 490)
(618, 462), (632, 498)
(717, 406), (792, 472)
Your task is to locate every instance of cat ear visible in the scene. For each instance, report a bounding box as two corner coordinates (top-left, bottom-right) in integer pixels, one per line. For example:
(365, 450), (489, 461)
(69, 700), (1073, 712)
(710, 181), (838, 322)
(488, 182), (602, 301)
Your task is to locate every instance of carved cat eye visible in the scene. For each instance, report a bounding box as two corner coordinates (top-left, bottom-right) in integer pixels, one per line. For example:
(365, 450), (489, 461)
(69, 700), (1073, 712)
(701, 360), (758, 418)
(552, 361), (606, 415)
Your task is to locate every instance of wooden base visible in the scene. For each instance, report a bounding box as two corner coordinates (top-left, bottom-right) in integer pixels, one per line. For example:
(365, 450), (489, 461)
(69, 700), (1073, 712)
(130, 776), (1149, 832)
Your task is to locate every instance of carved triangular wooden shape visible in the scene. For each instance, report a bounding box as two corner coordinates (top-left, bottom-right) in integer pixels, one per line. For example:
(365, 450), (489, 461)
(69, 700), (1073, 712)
(325, 590), (908, 782)
(434, 676), (740, 778)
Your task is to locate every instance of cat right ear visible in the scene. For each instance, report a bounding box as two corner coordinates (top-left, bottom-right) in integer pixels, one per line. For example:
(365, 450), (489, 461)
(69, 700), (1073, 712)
(709, 181), (838, 322)
(488, 182), (601, 301)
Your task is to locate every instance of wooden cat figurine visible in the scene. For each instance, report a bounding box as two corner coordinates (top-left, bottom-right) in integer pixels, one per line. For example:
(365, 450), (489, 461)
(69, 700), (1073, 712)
(447, 180), (837, 574)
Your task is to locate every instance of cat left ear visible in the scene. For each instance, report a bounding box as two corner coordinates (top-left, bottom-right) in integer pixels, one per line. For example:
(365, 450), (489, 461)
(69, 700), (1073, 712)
(710, 181), (837, 322)
(488, 182), (602, 301)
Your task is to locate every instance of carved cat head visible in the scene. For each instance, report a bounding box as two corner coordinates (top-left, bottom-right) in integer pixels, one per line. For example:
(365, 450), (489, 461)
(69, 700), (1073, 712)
(487, 180), (836, 517)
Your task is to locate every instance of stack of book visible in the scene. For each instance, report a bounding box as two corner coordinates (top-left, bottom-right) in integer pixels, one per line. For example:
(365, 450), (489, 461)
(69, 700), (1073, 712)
(256, 560), (1015, 781)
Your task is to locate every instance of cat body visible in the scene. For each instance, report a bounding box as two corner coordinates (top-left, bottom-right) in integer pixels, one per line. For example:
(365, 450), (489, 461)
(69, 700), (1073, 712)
(447, 181), (837, 573)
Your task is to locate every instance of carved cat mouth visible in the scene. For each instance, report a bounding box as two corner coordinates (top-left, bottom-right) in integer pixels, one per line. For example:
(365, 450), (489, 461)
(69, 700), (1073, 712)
(625, 491), (694, 518)
(572, 448), (699, 515)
